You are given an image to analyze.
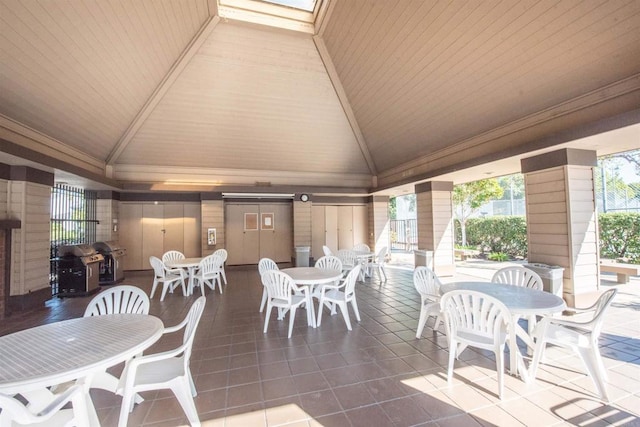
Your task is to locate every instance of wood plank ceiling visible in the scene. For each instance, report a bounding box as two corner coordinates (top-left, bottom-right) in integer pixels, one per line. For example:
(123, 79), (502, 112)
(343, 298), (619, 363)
(0, 0), (639, 193)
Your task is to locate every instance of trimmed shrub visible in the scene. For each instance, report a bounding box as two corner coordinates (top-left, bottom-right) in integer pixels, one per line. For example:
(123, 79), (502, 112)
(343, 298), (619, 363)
(598, 212), (640, 263)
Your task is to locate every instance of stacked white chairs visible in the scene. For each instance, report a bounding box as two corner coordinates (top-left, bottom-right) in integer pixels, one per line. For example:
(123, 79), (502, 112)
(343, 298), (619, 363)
(149, 256), (187, 301)
(262, 270), (308, 338)
(212, 248), (228, 285)
(370, 246), (388, 281)
(117, 296), (206, 427)
(413, 266), (443, 338)
(258, 258), (279, 313)
(0, 384), (89, 427)
(192, 253), (224, 295)
(440, 290), (511, 400)
(83, 285), (150, 403)
(313, 255), (343, 306)
(317, 264), (362, 331)
(162, 250), (188, 284)
(529, 289), (617, 401)
(492, 266), (543, 335)
(322, 245), (333, 256)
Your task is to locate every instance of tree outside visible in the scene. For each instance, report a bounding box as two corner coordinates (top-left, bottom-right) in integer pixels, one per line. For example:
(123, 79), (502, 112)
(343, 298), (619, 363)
(453, 179), (503, 247)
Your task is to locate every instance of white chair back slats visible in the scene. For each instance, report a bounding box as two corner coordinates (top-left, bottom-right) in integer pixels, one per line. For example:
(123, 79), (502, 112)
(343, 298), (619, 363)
(315, 255), (343, 272)
(84, 285), (149, 317)
(492, 266), (543, 291)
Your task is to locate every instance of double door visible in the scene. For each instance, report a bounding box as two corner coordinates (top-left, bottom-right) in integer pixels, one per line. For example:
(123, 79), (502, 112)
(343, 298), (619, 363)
(119, 202), (201, 270)
(225, 203), (292, 265)
(311, 205), (368, 260)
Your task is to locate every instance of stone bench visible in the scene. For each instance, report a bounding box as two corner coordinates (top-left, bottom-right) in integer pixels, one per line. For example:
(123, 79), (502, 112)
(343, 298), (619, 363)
(600, 261), (640, 284)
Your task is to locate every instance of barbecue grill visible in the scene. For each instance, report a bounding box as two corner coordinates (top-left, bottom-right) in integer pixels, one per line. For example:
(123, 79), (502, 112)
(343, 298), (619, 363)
(56, 244), (104, 296)
(92, 241), (126, 285)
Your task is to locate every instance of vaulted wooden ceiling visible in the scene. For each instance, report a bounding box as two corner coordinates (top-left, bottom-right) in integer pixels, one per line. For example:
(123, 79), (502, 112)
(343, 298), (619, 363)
(1, 0), (639, 195)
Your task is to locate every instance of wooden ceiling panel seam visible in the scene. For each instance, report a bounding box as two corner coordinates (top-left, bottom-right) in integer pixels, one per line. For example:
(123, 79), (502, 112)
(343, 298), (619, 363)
(106, 15), (220, 165)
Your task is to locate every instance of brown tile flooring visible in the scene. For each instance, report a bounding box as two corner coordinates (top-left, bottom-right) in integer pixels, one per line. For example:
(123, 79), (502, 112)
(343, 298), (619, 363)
(2, 260), (640, 426)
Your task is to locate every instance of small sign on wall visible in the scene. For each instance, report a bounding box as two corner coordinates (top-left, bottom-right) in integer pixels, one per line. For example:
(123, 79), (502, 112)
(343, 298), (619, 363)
(244, 213), (258, 231)
(261, 213), (274, 230)
(207, 228), (216, 245)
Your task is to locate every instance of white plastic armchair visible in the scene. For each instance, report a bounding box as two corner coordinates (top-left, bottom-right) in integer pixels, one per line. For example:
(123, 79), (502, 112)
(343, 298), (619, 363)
(0, 384), (89, 427)
(440, 290), (511, 400)
(529, 288), (617, 401)
(262, 270), (308, 338)
(322, 245), (333, 256)
(82, 285), (150, 403)
(150, 256), (186, 301)
(313, 256), (343, 301)
(258, 258), (279, 312)
(413, 266), (442, 338)
(317, 264), (362, 331)
(117, 296), (206, 427)
(192, 253), (224, 295)
(370, 246), (388, 282)
(162, 250), (187, 282)
(352, 243), (370, 252)
(492, 266), (543, 335)
(336, 249), (357, 272)
(212, 248), (228, 285)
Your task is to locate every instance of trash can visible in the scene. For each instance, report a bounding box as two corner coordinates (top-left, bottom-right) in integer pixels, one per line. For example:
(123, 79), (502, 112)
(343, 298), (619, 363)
(525, 263), (564, 297)
(413, 249), (434, 269)
(295, 246), (310, 267)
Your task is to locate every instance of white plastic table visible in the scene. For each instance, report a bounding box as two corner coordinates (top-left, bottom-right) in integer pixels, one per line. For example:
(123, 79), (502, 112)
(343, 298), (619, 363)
(440, 281), (566, 382)
(165, 257), (203, 295)
(281, 267), (343, 327)
(0, 314), (164, 426)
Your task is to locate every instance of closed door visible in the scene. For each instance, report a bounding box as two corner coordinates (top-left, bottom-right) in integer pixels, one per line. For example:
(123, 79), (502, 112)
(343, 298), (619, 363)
(338, 206), (354, 249)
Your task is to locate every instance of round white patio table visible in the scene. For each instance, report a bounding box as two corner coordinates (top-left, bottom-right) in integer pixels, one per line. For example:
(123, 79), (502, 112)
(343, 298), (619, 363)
(0, 314), (164, 426)
(281, 267), (343, 327)
(440, 281), (566, 382)
(165, 257), (203, 295)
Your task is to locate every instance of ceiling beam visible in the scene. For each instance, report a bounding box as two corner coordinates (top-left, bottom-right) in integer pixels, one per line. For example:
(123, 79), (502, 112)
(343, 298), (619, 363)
(106, 15), (221, 167)
(313, 36), (377, 176)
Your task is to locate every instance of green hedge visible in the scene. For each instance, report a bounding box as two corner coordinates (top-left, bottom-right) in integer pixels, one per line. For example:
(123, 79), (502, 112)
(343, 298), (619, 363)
(454, 212), (639, 263)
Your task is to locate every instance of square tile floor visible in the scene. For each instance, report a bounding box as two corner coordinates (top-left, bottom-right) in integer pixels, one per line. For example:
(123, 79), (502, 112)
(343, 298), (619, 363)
(1, 259), (639, 426)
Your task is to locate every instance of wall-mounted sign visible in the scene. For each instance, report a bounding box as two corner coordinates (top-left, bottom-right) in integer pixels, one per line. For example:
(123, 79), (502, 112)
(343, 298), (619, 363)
(244, 213), (258, 231)
(261, 213), (274, 230)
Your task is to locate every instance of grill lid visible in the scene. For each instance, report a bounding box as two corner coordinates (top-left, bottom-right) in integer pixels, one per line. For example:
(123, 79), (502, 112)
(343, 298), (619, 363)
(58, 244), (96, 258)
(92, 241), (122, 253)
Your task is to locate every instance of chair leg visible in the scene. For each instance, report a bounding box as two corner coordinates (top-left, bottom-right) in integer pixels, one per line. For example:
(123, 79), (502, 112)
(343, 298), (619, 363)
(578, 346), (610, 401)
(260, 288), (268, 312)
(221, 268), (227, 285)
(288, 306), (297, 338)
(150, 278), (159, 298)
(495, 344), (505, 400)
(263, 303), (273, 334)
(160, 282), (170, 301)
(171, 378), (200, 427)
(350, 297), (361, 322)
(529, 337), (547, 381)
(416, 306), (429, 339)
(447, 339), (457, 384)
(337, 301), (352, 331)
(317, 296), (325, 327)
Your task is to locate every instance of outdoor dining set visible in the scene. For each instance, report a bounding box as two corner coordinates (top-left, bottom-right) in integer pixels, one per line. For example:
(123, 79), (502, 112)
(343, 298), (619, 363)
(0, 244), (618, 426)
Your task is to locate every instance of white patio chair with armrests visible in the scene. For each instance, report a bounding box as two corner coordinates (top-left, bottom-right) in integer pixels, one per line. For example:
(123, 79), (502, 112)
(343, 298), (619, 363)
(413, 266), (443, 338)
(258, 258), (279, 313)
(336, 249), (357, 273)
(352, 243), (370, 252)
(162, 250), (188, 286)
(192, 253), (224, 295)
(370, 246), (388, 282)
(492, 266), (543, 336)
(212, 248), (228, 285)
(352, 243), (372, 276)
(317, 264), (362, 331)
(82, 285), (150, 404)
(262, 270), (309, 339)
(322, 245), (333, 256)
(440, 290), (511, 400)
(529, 288), (617, 402)
(0, 384), (89, 427)
(149, 256), (186, 301)
(313, 255), (343, 307)
(117, 296), (206, 427)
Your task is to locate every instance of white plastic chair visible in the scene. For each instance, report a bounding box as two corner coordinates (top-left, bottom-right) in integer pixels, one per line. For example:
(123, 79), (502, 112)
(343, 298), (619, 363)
(212, 248), (228, 285)
(413, 266), (442, 338)
(322, 245), (333, 256)
(313, 255), (343, 303)
(162, 250), (187, 284)
(369, 246), (388, 281)
(0, 385), (89, 427)
(440, 290), (511, 400)
(336, 249), (357, 272)
(83, 285), (150, 403)
(492, 266), (543, 335)
(117, 296), (206, 427)
(192, 253), (224, 295)
(352, 243), (370, 252)
(258, 258), (279, 313)
(317, 264), (362, 331)
(149, 256), (186, 301)
(262, 270), (308, 338)
(529, 289), (617, 401)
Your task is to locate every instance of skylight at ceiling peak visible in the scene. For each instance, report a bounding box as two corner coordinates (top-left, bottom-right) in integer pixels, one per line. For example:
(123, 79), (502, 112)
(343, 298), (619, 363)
(218, 0), (325, 34)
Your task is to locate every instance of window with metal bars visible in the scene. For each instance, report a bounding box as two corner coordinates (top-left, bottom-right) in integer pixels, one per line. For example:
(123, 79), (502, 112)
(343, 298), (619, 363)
(49, 184), (98, 292)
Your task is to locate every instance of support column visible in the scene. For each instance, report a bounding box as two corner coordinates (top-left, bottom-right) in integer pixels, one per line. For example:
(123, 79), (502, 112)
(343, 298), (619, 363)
(415, 181), (455, 276)
(522, 148), (599, 307)
(370, 196), (390, 253)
